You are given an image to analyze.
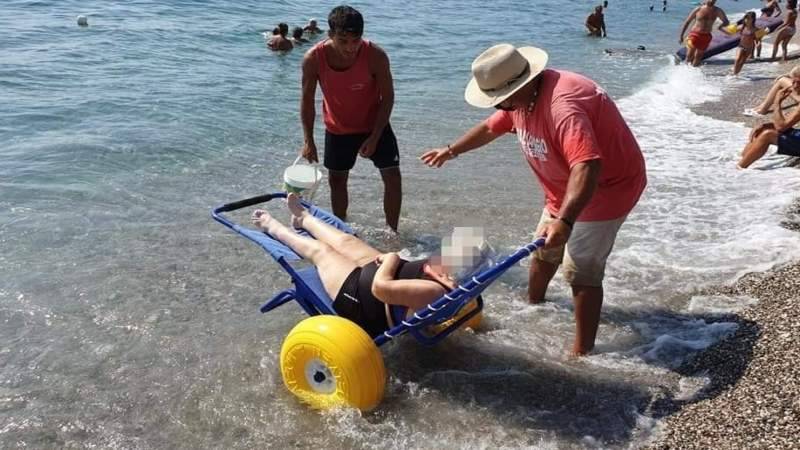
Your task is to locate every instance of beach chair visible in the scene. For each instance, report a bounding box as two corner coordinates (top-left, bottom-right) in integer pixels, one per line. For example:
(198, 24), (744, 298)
(212, 192), (544, 411)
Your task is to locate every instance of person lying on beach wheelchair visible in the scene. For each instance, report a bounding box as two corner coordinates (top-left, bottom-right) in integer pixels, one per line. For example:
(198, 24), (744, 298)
(250, 193), (488, 338)
(212, 192), (543, 411)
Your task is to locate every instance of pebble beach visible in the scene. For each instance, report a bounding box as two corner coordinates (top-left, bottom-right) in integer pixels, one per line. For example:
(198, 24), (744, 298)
(645, 70), (800, 449)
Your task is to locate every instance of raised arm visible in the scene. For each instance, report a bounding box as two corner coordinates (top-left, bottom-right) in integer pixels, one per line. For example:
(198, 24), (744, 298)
(772, 88), (800, 131)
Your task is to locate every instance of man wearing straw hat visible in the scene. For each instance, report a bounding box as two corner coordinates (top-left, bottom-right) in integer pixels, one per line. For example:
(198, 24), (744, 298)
(421, 44), (646, 356)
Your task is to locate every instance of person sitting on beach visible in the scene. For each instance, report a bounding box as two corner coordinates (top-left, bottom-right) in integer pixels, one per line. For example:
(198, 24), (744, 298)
(738, 82), (800, 168)
(250, 193), (486, 337)
(291, 27), (309, 45)
(303, 18), (323, 34)
(733, 12), (762, 75)
(744, 66), (800, 116)
(586, 6), (607, 37)
(267, 23), (293, 52)
(771, 7), (797, 61)
(679, 0), (730, 67)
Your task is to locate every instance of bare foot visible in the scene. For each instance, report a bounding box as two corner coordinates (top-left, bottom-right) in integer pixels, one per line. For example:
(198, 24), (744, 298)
(286, 193), (308, 228)
(251, 209), (274, 230)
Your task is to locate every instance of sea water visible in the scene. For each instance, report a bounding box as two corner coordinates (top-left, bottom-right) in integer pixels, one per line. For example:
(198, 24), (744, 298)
(2, 0), (799, 448)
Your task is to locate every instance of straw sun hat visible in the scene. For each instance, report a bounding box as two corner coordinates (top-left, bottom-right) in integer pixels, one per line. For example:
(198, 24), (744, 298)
(464, 44), (549, 108)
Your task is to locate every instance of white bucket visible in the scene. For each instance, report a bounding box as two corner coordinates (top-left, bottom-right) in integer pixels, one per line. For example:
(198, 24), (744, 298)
(283, 156), (323, 199)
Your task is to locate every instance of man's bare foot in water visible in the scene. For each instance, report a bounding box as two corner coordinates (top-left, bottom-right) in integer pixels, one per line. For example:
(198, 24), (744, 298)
(251, 209), (275, 231)
(287, 193), (309, 228)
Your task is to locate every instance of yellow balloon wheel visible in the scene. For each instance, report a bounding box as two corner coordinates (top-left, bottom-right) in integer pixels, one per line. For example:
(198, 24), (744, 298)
(280, 315), (386, 411)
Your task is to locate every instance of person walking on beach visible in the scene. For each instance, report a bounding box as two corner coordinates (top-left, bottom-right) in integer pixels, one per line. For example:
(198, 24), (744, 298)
(738, 82), (800, 168)
(585, 5), (607, 37)
(771, 6), (798, 61)
(420, 44), (647, 356)
(679, 0), (730, 67)
(267, 23), (293, 51)
(733, 12), (762, 75)
(298, 5), (402, 232)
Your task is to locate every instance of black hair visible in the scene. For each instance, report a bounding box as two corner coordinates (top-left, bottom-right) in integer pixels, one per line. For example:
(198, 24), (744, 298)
(292, 27), (304, 39)
(278, 22), (289, 37)
(328, 5), (364, 36)
(272, 27), (280, 35)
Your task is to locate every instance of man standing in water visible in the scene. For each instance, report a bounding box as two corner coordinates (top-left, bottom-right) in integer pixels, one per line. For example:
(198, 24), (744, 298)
(585, 5), (607, 37)
(299, 5), (402, 231)
(679, 0), (730, 67)
(420, 44), (647, 355)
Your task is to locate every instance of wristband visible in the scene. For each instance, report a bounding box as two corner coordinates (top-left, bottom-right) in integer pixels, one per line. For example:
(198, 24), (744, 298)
(557, 216), (574, 229)
(446, 144), (458, 159)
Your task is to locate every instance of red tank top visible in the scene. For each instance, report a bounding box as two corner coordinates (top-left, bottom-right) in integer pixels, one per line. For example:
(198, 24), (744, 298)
(314, 39), (380, 135)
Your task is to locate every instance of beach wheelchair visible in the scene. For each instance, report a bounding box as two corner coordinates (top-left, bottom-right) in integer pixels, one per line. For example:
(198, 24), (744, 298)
(212, 193), (544, 411)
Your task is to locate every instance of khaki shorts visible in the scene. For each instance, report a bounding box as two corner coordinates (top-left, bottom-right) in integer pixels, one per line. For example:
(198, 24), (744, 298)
(533, 209), (627, 287)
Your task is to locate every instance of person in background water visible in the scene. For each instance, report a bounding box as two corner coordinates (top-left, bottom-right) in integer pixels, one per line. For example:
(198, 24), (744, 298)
(267, 23), (293, 52)
(299, 5), (402, 232)
(420, 44), (647, 356)
(292, 27), (309, 45)
(585, 5), (607, 37)
(603, 1), (609, 10)
(663, 0), (667, 12)
(304, 18), (323, 34)
(679, 0), (730, 67)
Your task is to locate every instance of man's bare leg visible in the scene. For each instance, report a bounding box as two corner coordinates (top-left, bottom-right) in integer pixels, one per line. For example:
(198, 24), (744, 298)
(328, 170), (349, 222)
(251, 208), (357, 297)
(692, 49), (705, 67)
(528, 258), (559, 304)
(379, 167), (402, 232)
(685, 47), (697, 66)
(287, 193), (381, 266)
(571, 285), (604, 356)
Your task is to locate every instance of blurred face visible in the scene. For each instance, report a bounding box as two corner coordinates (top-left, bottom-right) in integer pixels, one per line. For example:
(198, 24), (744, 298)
(493, 85), (533, 112)
(329, 32), (362, 59)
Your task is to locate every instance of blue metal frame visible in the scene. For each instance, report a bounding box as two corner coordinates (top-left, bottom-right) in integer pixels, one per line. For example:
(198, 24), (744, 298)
(212, 193), (544, 347)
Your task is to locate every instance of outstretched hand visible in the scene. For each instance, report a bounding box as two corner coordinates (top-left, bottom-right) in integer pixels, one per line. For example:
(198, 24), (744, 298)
(420, 147), (453, 168)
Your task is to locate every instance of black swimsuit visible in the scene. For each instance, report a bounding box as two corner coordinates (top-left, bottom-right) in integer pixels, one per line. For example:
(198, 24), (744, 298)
(332, 259), (430, 337)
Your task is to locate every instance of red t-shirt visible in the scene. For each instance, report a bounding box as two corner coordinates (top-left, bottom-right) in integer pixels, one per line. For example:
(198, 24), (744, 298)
(314, 39), (380, 135)
(486, 69), (646, 221)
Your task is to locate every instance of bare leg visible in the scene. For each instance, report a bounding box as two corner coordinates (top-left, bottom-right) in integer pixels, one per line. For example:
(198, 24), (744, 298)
(685, 47), (697, 65)
(733, 48), (747, 75)
(738, 128), (779, 168)
(781, 39), (789, 61)
(287, 193), (381, 266)
(528, 258), (559, 304)
(379, 167), (402, 232)
(328, 170), (349, 222)
(754, 76), (791, 113)
(571, 285), (604, 356)
(251, 209), (358, 298)
(692, 49), (705, 67)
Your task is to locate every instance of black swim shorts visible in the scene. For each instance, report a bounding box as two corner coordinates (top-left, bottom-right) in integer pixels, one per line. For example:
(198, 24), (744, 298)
(323, 124), (400, 171)
(777, 128), (800, 157)
(331, 267), (389, 338)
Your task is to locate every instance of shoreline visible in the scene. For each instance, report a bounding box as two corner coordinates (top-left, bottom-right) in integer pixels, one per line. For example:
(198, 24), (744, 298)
(644, 61), (800, 449)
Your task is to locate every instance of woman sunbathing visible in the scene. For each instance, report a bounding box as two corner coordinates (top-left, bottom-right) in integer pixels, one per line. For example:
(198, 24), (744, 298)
(251, 194), (487, 337)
